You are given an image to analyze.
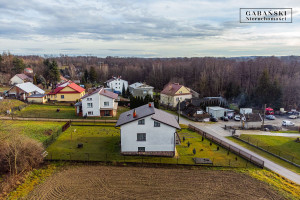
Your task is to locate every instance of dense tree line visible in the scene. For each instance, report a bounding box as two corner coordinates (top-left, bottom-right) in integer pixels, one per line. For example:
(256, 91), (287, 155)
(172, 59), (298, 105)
(1, 53), (299, 109)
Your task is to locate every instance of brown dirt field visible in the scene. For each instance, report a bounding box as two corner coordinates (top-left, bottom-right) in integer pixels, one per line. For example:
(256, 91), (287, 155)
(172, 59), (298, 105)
(27, 166), (283, 200)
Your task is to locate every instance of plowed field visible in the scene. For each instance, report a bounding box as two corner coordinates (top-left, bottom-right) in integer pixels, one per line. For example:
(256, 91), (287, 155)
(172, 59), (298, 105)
(27, 166), (282, 200)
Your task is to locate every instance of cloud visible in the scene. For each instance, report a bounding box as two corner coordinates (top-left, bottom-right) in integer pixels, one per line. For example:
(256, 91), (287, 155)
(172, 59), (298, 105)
(0, 0), (299, 57)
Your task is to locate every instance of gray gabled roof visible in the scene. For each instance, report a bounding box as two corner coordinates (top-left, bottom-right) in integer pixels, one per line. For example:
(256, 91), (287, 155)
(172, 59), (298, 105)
(116, 103), (180, 129)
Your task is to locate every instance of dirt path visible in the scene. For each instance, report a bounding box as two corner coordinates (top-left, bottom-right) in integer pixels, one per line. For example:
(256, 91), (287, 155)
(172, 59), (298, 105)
(27, 165), (283, 200)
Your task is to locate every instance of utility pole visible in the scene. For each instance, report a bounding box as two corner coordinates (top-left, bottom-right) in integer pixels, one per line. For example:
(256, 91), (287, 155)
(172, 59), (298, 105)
(177, 100), (180, 124)
(261, 104), (266, 130)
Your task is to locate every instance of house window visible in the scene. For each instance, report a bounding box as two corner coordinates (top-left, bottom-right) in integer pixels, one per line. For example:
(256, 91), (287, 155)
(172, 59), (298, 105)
(176, 97), (179, 101)
(138, 147), (145, 152)
(137, 133), (146, 141)
(143, 90), (147, 94)
(154, 121), (160, 127)
(179, 91), (182, 94)
(87, 97), (92, 101)
(61, 95), (64, 99)
(138, 119), (145, 125)
(104, 102), (109, 106)
(87, 103), (93, 108)
(88, 111), (93, 115)
(115, 83), (117, 85)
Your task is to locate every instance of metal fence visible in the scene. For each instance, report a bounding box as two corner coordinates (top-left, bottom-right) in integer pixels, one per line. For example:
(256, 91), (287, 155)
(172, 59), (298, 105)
(188, 124), (264, 168)
(44, 152), (253, 168)
(43, 121), (71, 148)
(237, 135), (300, 166)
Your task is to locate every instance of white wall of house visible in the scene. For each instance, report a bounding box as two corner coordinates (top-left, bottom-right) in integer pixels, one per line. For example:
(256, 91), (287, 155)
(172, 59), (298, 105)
(120, 115), (176, 152)
(100, 95), (115, 109)
(160, 94), (192, 107)
(107, 79), (128, 93)
(82, 92), (100, 117)
(10, 76), (24, 85)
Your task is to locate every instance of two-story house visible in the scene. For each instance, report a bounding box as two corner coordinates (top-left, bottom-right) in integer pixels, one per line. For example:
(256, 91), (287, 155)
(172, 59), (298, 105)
(160, 83), (192, 108)
(105, 76), (128, 94)
(116, 103), (180, 157)
(47, 82), (85, 102)
(75, 87), (118, 117)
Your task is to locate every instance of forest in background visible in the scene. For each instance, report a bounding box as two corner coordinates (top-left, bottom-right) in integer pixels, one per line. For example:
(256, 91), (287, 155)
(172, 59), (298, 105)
(0, 52), (299, 109)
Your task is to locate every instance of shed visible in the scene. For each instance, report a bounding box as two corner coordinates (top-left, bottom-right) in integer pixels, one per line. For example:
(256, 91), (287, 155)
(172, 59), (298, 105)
(27, 94), (47, 104)
(206, 106), (226, 118)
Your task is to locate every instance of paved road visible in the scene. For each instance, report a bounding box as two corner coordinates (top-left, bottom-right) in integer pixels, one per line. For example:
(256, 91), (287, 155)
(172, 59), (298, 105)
(177, 116), (300, 185)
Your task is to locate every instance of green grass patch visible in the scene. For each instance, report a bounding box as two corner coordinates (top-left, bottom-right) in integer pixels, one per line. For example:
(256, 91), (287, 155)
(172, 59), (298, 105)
(239, 134), (300, 165)
(177, 129), (255, 167)
(227, 136), (300, 175)
(14, 104), (129, 120)
(271, 130), (300, 133)
(0, 99), (26, 113)
(0, 86), (11, 92)
(7, 164), (57, 200)
(0, 120), (65, 142)
(46, 126), (255, 167)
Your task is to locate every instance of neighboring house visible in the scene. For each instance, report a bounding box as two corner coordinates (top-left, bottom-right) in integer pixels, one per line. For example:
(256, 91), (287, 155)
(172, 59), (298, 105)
(24, 67), (33, 74)
(27, 94), (47, 104)
(179, 98), (209, 121)
(105, 76), (128, 94)
(75, 87), (118, 117)
(206, 106), (226, 118)
(160, 83), (192, 107)
(9, 74), (33, 85)
(8, 82), (45, 100)
(241, 113), (262, 129)
(59, 75), (69, 83)
(47, 82), (85, 102)
(116, 103), (181, 157)
(129, 82), (154, 98)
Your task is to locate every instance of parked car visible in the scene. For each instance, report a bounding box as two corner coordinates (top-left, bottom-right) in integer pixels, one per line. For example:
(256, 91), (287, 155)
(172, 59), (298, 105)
(234, 115), (241, 121)
(282, 120), (295, 126)
(289, 115), (298, 119)
(210, 117), (218, 122)
(266, 115), (275, 120)
(220, 116), (229, 121)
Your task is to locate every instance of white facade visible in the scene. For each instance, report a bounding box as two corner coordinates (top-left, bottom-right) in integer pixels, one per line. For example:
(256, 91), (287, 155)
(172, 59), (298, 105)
(81, 90), (117, 117)
(120, 115), (176, 152)
(107, 78), (128, 93)
(240, 108), (253, 115)
(82, 92), (100, 117)
(10, 75), (25, 85)
(206, 106), (226, 118)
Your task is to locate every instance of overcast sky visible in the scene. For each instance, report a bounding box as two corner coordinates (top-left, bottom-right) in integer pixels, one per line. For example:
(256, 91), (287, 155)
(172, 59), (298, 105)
(0, 0), (299, 57)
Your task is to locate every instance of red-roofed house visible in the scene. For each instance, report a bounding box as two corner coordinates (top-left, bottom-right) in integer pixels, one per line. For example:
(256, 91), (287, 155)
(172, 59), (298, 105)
(24, 68), (33, 74)
(75, 87), (118, 117)
(160, 83), (192, 107)
(47, 82), (85, 102)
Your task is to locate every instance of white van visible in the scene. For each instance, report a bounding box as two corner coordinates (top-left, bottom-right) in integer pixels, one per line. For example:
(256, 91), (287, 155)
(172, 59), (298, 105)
(282, 120), (295, 126)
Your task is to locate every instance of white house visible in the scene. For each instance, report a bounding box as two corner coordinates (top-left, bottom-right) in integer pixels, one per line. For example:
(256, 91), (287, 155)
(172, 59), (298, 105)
(7, 82), (45, 100)
(105, 76), (128, 94)
(116, 103), (181, 157)
(9, 74), (33, 85)
(75, 87), (118, 117)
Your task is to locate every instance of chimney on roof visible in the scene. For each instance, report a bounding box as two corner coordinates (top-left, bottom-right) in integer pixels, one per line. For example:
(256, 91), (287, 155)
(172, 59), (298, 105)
(133, 109), (137, 118)
(148, 103), (151, 107)
(169, 84), (172, 90)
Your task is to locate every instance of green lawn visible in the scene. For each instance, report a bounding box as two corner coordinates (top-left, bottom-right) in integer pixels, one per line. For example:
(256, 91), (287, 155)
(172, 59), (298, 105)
(46, 125), (255, 167)
(14, 104), (129, 120)
(0, 120), (65, 142)
(271, 130), (300, 133)
(0, 99), (26, 113)
(239, 134), (300, 165)
(0, 86), (11, 92)
(227, 136), (300, 175)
